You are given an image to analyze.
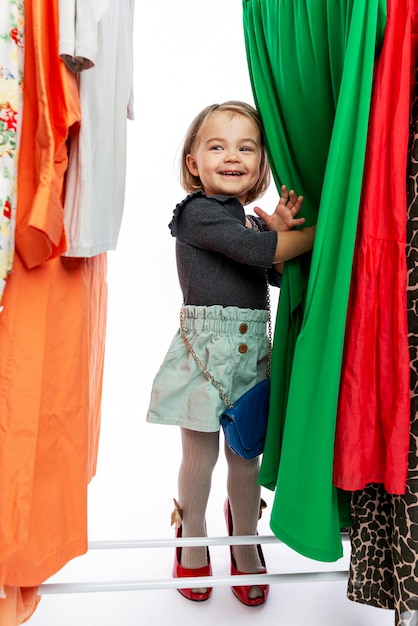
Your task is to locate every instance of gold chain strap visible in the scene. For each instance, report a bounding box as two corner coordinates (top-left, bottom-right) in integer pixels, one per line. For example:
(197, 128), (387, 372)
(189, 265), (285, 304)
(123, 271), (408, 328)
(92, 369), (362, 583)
(265, 279), (272, 378)
(179, 308), (234, 407)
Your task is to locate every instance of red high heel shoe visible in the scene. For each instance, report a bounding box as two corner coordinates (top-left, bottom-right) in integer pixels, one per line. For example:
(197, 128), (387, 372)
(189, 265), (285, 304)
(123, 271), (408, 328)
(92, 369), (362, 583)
(224, 498), (269, 606)
(173, 522), (213, 602)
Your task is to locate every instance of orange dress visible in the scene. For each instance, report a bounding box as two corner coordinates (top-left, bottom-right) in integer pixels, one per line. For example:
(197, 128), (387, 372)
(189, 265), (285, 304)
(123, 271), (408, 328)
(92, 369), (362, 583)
(0, 0), (107, 621)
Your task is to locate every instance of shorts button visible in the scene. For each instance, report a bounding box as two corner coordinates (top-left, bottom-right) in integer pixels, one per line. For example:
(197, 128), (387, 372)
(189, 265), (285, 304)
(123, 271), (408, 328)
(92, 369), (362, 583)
(238, 344), (248, 354)
(239, 323), (248, 334)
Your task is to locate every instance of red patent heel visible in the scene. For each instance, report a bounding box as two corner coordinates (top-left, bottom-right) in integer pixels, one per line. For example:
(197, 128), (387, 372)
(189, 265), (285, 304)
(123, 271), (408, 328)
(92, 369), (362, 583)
(172, 500), (212, 602)
(224, 498), (269, 606)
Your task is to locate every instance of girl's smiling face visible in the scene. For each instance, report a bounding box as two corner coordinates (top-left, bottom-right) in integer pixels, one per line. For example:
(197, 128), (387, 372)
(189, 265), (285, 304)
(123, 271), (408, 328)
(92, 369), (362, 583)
(185, 111), (263, 205)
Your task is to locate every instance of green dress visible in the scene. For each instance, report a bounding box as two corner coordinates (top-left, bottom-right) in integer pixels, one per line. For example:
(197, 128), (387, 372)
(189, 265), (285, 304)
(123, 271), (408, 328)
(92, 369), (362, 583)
(243, 0), (387, 561)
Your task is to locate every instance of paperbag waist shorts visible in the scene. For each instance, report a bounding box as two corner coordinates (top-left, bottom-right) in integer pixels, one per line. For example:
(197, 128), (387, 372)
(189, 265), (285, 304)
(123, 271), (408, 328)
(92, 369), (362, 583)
(146, 305), (269, 432)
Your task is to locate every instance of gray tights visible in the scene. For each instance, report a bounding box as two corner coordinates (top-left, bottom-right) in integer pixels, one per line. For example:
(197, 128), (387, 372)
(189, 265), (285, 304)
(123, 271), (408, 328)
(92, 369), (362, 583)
(178, 428), (264, 572)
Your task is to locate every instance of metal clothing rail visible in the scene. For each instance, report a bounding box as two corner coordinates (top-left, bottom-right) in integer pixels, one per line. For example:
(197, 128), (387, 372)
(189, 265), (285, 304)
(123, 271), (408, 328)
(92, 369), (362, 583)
(38, 534), (350, 595)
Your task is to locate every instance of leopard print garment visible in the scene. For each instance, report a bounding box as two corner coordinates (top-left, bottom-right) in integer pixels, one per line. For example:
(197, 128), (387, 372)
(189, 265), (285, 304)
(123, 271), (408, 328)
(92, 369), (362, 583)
(346, 76), (418, 626)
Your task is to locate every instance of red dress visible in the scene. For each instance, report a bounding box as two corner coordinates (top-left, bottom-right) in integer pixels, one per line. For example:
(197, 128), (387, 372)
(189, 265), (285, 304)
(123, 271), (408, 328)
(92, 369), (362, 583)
(334, 0), (412, 494)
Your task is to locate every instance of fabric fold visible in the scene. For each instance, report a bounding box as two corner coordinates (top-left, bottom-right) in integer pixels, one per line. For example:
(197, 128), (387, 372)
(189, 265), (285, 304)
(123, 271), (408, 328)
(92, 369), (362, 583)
(243, 0), (387, 561)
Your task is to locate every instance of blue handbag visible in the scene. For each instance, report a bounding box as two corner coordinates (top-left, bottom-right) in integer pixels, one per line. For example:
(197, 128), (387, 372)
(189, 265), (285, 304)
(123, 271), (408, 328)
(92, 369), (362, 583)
(220, 378), (270, 459)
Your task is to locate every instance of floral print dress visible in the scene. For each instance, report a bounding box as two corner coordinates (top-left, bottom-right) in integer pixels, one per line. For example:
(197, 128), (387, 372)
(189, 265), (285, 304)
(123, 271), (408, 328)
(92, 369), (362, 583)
(0, 0), (23, 308)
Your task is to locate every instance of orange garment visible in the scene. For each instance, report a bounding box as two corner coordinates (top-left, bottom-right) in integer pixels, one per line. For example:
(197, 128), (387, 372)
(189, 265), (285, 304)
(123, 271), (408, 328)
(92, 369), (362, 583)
(15, 0), (79, 269)
(0, 588), (40, 625)
(0, 0), (108, 619)
(0, 252), (107, 588)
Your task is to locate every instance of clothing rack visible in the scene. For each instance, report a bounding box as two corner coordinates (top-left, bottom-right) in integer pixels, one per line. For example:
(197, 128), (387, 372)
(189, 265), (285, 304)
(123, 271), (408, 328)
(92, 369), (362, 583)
(38, 534), (349, 595)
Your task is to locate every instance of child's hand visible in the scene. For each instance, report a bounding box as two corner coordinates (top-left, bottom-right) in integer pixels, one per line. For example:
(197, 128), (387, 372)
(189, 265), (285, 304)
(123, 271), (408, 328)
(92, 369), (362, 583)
(253, 185), (305, 232)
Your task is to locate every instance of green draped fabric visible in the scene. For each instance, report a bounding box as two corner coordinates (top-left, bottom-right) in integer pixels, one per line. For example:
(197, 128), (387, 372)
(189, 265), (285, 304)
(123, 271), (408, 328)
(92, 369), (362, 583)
(243, 0), (387, 561)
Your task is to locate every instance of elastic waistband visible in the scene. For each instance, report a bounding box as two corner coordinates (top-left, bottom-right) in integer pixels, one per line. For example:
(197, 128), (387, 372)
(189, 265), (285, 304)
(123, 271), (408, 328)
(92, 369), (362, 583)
(180, 305), (268, 336)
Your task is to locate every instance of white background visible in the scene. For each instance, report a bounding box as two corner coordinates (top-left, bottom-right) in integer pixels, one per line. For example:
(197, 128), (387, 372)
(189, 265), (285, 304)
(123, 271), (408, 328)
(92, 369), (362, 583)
(29, 1), (393, 624)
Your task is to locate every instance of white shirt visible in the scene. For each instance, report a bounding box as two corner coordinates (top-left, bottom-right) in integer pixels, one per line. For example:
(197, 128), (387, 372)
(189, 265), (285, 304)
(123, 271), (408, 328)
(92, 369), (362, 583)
(60, 0), (135, 257)
(59, 0), (110, 72)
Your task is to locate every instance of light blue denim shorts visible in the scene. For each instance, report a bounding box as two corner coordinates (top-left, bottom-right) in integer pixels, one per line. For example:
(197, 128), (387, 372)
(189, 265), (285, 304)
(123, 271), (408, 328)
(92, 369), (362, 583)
(147, 305), (269, 432)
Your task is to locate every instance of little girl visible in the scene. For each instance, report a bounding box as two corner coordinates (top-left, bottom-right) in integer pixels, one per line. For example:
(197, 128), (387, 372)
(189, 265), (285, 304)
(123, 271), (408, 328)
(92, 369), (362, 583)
(147, 101), (315, 605)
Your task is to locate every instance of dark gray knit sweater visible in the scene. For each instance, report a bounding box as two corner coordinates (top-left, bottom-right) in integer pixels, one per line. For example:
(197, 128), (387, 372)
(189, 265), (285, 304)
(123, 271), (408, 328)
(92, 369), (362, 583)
(169, 192), (279, 310)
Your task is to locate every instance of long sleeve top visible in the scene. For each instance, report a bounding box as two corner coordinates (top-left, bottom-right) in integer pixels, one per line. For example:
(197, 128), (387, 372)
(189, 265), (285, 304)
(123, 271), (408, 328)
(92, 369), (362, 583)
(169, 192), (279, 309)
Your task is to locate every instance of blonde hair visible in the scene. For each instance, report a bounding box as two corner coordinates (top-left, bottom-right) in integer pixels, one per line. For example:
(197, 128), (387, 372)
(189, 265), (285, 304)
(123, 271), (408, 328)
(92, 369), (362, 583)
(180, 101), (270, 205)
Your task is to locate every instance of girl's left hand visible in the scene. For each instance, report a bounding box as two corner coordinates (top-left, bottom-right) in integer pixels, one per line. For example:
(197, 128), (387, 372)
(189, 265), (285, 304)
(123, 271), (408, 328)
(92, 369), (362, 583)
(253, 184), (305, 232)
